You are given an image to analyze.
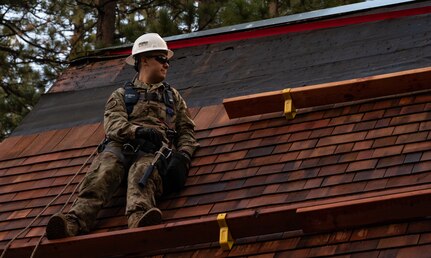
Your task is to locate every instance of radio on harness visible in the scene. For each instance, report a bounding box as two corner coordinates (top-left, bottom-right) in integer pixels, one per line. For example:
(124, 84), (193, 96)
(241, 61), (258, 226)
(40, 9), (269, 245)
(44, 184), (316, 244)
(123, 81), (175, 118)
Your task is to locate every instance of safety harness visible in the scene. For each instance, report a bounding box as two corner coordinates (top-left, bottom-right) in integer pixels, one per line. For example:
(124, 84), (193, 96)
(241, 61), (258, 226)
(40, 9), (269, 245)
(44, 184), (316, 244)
(124, 80), (177, 144)
(123, 81), (175, 118)
(99, 81), (177, 165)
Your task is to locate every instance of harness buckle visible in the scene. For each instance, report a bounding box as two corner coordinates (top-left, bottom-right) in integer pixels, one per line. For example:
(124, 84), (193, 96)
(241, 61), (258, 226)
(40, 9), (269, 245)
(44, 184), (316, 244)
(122, 143), (139, 155)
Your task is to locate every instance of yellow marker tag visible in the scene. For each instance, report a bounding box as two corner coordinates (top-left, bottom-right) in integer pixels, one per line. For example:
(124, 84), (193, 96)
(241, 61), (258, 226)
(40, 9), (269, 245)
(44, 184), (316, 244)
(217, 213), (234, 250)
(282, 88), (296, 120)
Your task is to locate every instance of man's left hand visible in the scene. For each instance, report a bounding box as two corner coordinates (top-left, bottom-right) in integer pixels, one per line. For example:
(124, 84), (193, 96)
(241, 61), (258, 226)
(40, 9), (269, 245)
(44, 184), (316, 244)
(163, 151), (191, 194)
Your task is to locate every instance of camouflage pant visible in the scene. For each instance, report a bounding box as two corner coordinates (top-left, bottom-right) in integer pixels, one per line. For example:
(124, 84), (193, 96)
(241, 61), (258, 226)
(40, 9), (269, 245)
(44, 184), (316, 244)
(68, 143), (163, 233)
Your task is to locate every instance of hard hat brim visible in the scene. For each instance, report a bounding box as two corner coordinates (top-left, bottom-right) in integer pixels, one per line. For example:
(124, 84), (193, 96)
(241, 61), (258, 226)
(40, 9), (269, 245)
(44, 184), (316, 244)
(125, 49), (174, 65)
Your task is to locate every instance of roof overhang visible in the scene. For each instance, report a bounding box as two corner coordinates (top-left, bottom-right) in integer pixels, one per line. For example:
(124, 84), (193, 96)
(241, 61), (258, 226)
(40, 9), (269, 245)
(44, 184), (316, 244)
(4, 187), (431, 257)
(223, 66), (431, 119)
(164, 0), (420, 42)
(84, 0), (430, 61)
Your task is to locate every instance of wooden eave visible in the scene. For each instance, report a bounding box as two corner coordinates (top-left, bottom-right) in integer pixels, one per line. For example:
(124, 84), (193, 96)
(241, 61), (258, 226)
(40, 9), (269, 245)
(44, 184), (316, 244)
(1, 2), (431, 257)
(3, 64), (431, 256)
(223, 66), (431, 119)
(4, 187), (431, 257)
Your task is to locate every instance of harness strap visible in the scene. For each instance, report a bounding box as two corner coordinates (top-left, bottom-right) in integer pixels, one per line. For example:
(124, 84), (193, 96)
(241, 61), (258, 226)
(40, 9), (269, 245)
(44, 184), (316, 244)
(162, 82), (175, 109)
(103, 145), (135, 169)
(124, 82), (139, 116)
(103, 142), (159, 169)
(123, 81), (176, 118)
(139, 92), (160, 102)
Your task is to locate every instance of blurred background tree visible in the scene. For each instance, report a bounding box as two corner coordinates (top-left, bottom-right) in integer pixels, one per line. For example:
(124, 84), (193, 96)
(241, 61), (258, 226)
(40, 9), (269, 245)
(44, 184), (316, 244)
(0, 0), (363, 141)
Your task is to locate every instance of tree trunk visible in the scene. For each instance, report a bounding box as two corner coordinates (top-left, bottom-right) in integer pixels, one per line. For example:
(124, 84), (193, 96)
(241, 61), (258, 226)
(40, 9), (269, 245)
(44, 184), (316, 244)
(96, 0), (116, 48)
(69, 6), (85, 60)
(269, 0), (278, 18)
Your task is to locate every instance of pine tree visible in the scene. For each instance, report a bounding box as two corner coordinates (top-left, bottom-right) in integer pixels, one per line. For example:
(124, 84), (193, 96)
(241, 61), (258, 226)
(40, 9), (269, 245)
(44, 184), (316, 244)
(0, 1), (69, 140)
(0, 0), (365, 141)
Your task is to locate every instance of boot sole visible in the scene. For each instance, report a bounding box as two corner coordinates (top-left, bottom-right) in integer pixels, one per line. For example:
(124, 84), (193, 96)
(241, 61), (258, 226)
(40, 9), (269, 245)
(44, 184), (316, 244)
(46, 215), (68, 240)
(138, 208), (162, 227)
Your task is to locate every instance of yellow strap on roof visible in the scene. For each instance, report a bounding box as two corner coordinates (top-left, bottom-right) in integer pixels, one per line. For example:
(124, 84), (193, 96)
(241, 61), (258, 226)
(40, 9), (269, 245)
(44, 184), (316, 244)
(217, 213), (234, 250)
(282, 88), (296, 120)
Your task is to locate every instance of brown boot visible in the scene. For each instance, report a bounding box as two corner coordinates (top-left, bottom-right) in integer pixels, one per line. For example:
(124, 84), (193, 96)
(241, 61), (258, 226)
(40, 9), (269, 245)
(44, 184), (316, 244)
(46, 213), (79, 240)
(129, 208), (162, 228)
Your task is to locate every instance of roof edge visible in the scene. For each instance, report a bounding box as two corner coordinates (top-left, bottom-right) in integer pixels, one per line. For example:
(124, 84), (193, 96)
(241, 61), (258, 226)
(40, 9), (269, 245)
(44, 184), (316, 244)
(3, 185), (431, 257)
(73, 0), (425, 63)
(163, 0), (418, 42)
(223, 66), (431, 119)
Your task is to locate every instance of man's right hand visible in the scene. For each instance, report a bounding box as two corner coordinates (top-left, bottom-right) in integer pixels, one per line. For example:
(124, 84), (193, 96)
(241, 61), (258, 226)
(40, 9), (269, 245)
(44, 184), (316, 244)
(135, 127), (163, 150)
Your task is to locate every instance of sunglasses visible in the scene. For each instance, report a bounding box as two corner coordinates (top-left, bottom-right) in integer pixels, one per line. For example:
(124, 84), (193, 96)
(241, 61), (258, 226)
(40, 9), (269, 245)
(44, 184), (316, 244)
(147, 55), (170, 65)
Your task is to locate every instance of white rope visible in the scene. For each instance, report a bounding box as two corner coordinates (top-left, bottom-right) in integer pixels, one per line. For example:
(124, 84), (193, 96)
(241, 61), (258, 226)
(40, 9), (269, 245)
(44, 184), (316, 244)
(0, 147), (98, 258)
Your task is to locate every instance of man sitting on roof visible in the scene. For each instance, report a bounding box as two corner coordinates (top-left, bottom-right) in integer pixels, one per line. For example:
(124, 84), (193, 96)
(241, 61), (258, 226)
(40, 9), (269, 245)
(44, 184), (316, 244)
(45, 33), (199, 239)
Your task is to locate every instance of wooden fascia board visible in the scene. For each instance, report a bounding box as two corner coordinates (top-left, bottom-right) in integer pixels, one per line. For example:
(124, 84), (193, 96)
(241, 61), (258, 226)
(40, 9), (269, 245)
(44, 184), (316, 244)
(4, 217), (218, 258)
(3, 209), (299, 258)
(4, 189), (431, 257)
(297, 188), (431, 233)
(223, 66), (431, 119)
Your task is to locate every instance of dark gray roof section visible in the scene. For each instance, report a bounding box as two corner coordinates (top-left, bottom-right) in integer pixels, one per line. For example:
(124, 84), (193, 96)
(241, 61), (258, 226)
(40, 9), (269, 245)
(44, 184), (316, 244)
(11, 1), (431, 136)
(97, 0), (419, 52)
(14, 86), (116, 135)
(164, 0), (418, 42)
(170, 12), (431, 106)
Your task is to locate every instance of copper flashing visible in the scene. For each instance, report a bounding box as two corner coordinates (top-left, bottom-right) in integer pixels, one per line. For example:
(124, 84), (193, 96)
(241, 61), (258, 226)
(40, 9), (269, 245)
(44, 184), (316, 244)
(223, 66), (431, 119)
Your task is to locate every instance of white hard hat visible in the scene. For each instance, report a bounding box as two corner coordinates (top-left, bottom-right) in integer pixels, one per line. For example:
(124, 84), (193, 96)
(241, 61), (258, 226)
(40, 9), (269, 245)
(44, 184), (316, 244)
(125, 33), (174, 65)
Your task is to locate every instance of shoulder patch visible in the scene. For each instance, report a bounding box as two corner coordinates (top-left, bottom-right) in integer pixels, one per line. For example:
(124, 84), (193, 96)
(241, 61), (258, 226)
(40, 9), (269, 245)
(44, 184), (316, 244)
(106, 100), (117, 110)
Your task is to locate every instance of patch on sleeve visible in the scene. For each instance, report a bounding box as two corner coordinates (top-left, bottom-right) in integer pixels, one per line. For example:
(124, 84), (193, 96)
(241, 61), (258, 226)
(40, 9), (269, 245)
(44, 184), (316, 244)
(106, 100), (117, 110)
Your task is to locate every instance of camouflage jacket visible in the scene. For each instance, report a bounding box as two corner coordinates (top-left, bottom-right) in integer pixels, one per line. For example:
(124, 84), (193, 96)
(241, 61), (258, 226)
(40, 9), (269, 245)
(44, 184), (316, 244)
(104, 79), (199, 157)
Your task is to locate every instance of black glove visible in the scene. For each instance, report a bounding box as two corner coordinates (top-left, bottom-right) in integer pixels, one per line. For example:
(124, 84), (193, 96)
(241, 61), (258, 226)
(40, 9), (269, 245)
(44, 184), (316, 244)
(135, 127), (163, 151)
(155, 151), (168, 178)
(162, 151), (191, 195)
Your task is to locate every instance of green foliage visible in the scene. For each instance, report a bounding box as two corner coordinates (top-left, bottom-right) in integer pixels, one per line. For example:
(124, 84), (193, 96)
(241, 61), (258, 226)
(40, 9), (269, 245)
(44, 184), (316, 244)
(289, 0), (364, 14)
(220, 0), (269, 26)
(0, 1), (69, 141)
(0, 0), (365, 141)
(147, 8), (182, 36)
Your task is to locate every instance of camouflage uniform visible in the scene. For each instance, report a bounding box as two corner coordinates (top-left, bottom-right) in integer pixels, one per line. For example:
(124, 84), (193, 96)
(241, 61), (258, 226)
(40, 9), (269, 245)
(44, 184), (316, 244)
(67, 79), (199, 232)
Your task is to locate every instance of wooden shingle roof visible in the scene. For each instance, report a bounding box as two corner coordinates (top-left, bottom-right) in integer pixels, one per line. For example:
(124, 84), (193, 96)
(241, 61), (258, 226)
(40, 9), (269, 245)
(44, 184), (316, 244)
(1, 1), (431, 257)
(1, 87), (431, 257)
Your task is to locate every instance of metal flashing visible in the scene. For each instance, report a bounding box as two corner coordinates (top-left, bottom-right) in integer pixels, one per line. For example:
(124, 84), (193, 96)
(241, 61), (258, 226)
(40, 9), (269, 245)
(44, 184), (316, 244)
(164, 0), (417, 42)
(94, 0), (419, 55)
